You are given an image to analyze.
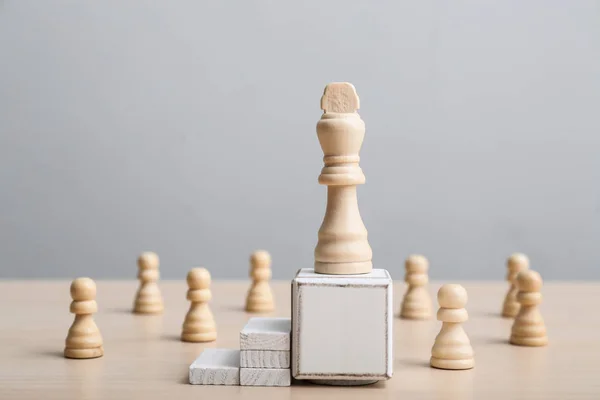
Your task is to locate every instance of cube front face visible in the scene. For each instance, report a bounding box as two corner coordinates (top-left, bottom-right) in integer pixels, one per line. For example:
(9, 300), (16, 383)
(292, 269), (393, 381)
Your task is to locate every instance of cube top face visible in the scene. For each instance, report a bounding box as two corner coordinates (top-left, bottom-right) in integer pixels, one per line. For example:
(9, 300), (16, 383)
(241, 317), (291, 335)
(295, 268), (390, 283)
(292, 268), (393, 381)
(190, 348), (240, 369)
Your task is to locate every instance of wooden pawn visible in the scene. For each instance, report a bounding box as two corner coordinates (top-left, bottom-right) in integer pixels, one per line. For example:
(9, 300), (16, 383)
(245, 250), (275, 312)
(64, 278), (104, 359)
(510, 270), (548, 347)
(181, 267), (217, 342)
(502, 253), (529, 318)
(133, 251), (164, 314)
(430, 284), (474, 370)
(400, 254), (432, 319)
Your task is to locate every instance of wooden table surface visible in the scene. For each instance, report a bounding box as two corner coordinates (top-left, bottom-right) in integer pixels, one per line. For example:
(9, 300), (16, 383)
(1, 280), (598, 399)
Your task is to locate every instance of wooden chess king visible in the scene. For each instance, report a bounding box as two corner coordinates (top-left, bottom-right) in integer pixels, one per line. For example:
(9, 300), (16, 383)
(292, 83), (392, 386)
(314, 83), (373, 275)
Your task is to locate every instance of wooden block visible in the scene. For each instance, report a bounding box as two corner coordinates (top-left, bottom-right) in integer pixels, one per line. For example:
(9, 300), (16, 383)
(240, 350), (290, 369)
(240, 317), (291, 351)
(292, 268), (393, 383)
(188, 349), (240, 385)
(240, 368), (291, 387)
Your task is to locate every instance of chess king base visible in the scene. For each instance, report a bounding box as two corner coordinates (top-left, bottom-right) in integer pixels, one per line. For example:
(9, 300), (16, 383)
(291, 268), (393, 385)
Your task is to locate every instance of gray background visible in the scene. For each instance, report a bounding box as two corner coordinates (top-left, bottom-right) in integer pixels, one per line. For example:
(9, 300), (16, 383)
(1, 1), (598, 280)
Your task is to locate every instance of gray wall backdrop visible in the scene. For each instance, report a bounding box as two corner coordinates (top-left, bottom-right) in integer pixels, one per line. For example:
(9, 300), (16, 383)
(1, 1), (599, 280)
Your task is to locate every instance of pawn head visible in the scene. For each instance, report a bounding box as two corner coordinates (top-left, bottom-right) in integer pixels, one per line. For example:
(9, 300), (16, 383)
(138, 251), (159, 270)
(187, 267), (211, 290)
(507, 253), (529, 272)
(250, 250), (271, 268)
(405, 254), (428, 272)
(438, 284), (468, 309)
(516, 270), (542, 292)
(70, 277), (96, 301)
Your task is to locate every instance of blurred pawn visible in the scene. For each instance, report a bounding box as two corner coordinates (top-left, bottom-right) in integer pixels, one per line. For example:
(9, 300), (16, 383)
(64, 278), (104, 359)
(510, 270), (548, 346)
(502, 253), (529, 318)
(181, 268), (217, 342)
(400, 254), (432, 319)
(133, 252), (164, 314)
(245, 250), (275, 312)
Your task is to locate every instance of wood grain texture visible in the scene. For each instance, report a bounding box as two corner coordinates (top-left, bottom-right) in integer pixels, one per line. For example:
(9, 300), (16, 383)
(240, 368), (291, 387)
(240, 317), (291, 351)
(0, 281), (599, 399)
(240, 350), (290, 369)
(189, 349), (240, 385)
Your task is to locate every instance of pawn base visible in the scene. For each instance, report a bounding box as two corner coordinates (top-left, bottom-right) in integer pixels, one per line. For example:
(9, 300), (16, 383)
(181, 331), (217, 343)
(133, 304), (164, 315)
(510, 335), (548, 347)
(430, 357), (474, 370)
(64, 346), (104, 359)
(400, 309), (431, 320)
(245, 303), (275, 313)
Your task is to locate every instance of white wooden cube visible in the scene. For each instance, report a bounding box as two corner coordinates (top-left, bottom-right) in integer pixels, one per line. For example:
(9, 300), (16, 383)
(292, 268), (393, 383)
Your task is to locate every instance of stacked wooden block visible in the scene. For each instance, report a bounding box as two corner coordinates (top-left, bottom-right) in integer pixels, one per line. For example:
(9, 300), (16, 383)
(189, 348), (240, 386)
(188, 317), (291, 387)
(240, 317), (291, 387)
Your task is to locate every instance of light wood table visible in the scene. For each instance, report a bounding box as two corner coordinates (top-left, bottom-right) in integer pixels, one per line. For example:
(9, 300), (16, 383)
(1, 281), (598, 399)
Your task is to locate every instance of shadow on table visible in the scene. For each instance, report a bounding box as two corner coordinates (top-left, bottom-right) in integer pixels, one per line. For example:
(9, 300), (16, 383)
(105, 307), (135, 315)
(474, 336), (510, 345)
(395, 358), (430, 369)
(470, 310), (503, 319)
(35, 349), (65, 358)
(161, 333), (182, 342)
(293, 379), (387, 389)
